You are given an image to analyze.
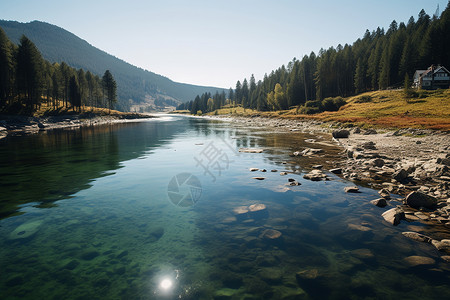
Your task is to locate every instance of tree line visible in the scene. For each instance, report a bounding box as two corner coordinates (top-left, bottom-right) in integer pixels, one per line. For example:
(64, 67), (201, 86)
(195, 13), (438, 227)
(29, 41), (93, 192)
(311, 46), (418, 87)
(179, 3), (450, 114)
(0, 27), (117, 115)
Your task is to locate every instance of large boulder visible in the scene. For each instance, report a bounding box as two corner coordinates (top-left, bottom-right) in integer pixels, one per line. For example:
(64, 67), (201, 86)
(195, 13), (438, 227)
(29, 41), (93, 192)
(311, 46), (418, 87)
(405, 191), (438, 209)
(332, 129), (350, 139)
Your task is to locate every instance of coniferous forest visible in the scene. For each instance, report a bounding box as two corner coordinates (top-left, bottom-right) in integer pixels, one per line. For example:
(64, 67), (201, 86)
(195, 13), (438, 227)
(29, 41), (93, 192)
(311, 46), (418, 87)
(178, 4), (450, 114)
(0, 27), (117, 115)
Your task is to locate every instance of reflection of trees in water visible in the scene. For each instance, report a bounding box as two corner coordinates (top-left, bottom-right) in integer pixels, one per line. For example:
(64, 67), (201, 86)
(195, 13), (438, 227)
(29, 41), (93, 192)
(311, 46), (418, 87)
(0, 120), (187, 220)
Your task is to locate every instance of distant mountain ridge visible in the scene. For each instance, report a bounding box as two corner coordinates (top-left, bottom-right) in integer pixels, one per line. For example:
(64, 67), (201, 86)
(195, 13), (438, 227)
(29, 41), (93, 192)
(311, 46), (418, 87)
(0, 20), (224, 111)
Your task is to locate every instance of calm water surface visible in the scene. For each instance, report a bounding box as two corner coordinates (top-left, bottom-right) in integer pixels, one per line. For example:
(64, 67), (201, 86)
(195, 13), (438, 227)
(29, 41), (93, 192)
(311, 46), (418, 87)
(0, 115), (449, 299)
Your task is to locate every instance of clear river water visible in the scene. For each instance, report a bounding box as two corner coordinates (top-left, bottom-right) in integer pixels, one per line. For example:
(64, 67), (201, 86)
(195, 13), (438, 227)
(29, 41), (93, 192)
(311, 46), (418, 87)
(0, 115), (449, 299)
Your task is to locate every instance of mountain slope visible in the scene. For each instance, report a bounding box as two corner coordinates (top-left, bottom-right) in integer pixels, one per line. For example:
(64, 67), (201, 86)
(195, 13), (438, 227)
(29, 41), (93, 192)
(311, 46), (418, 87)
(0, 20), (225, 111)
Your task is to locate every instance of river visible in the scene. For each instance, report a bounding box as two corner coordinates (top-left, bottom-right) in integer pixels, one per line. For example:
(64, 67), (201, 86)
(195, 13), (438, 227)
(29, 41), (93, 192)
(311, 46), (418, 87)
(0, 115), (448, 299)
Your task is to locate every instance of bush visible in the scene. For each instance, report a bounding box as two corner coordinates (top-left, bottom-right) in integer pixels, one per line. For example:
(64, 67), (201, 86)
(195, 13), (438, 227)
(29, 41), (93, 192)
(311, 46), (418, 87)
(322, 97), (346, 111)
(196, 110), (203, 115)
(299, 106), (322, 114)
(355, 95), (372, 103)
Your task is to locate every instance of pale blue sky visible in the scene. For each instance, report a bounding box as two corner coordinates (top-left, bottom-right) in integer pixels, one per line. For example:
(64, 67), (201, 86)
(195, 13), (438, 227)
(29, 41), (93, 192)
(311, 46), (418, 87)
(0, 0), (447, 88)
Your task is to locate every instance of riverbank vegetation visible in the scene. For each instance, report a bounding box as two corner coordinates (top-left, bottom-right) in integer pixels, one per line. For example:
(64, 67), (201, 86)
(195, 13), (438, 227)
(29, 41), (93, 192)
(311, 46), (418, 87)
(178, 3), (450, 126)
(0, 27), (117, 116)
(205, 89), (450, 131)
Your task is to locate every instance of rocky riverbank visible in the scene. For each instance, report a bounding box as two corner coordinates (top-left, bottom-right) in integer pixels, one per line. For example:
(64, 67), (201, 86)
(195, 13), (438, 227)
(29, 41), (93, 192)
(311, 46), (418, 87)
(0, 113), (153, 138)
(209, 114), (450, 253)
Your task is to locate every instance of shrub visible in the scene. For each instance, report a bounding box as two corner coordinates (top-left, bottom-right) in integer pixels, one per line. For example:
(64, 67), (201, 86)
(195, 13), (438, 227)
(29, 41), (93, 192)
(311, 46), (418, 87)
(355, 95), (372, 103)
(196, 110), (203, 115)
(322, 97), (346, 111)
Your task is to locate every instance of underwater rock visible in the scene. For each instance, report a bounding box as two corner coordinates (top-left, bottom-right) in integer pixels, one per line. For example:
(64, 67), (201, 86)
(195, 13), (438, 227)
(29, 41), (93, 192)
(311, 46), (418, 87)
(344, 186), (360, 193)
(381, 207), (405, 226)
(63, 259), (80, 270)
(116, 250), (129, 259)
(431, 239), (450, 253)
(6, 275), (24, 287)
(403, 255), (436, 267)
(233, 206), (249, 221)
(347, 224), (371, 232)
(248, 204), (269, 220)
(80, 250), (100, 260)
(148, 227), (164, 242)
(258, 267), (283, 283)
(9, 220), (43, 240)
(441, 256), (450, 263)
(239, 148), (263, 153)
(402, 232), (432, 243)
(259, 229), (282, 240)
(371, 198), (387, 207)
(406, 191), (438, 209)
(214, 288), (238, 299)
(350, 248), (374, 259)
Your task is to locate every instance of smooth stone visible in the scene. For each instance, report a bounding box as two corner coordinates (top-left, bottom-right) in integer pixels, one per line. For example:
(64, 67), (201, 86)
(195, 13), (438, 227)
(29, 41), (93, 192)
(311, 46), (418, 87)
(9, 220), (43, 240)
(248, 203), (266, 213)
(351, 248), (374, 259)
(382, 207), (405, 226)
(233, 206), (249, 215)
(347, 224), (371, 231)
(371, 198), (387, 207)
(402, 232), (432, 243)
(80, 250), (100, 260)
(239, 148), (263, 153)
(431, 239), (450, 253)
(252, 177), (265, 180)
(406, 191), (438, 209)
(271, 169), (278, 172)
(441, 256), (450, 263)
(249, 168), (259, 172)
(259, 229), (282, 239)
(280, 172), (288, 176)
(330, 168), (342, 174)
(403, 255), (436, 267)
(344, 186), (360, 193)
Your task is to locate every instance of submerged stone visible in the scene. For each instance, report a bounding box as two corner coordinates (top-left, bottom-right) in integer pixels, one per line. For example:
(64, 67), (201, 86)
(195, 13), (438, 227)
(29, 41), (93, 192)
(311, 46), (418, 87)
(402, 232), (432, 243)
(260, 229), (282, 240)
(403, 255), (436, 267)
(344, 186), (360, 193)
(9, 220), (43, 240)
(80, 250), (100, 260)
(239, 148), (263, 153)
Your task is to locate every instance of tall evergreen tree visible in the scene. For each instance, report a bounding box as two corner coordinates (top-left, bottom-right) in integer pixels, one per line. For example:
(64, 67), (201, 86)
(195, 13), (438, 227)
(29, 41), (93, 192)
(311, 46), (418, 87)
(16, 35), (44, 112)
(0, 27), (14, 107)
(102, 70), (117, 112)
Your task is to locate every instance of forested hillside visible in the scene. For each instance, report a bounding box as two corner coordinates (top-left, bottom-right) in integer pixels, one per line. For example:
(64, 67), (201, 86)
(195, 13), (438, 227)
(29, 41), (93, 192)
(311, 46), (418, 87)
(0, 28), (117, 115)
(180, 4), (450, 114)
(0, 20), (224, 111)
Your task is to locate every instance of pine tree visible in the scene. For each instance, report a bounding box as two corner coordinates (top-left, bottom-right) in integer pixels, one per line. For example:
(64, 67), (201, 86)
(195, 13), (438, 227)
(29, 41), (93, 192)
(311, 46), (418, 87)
(0, 27), (13, 107)
(16, 35), (44, 112)
(102, 70), (117, 113)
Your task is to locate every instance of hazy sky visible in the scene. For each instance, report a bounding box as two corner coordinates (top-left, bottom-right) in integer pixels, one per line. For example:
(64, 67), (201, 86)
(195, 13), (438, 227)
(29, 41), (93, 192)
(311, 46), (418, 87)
(0, 0), (447, 88)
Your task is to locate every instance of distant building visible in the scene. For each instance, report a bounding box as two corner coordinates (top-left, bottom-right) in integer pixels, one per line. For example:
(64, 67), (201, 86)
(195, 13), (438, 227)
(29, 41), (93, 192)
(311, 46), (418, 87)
(413, 65), (450, 89)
